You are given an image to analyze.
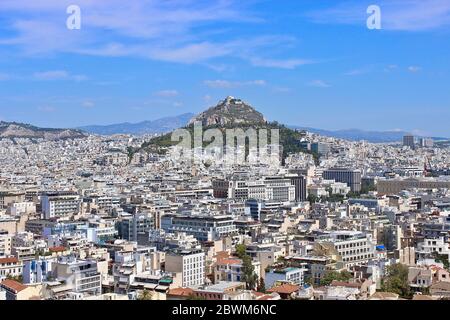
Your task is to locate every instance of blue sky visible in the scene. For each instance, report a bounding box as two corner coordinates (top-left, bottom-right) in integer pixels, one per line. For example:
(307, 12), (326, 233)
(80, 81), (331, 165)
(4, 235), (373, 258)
(0, 0), (450, 136)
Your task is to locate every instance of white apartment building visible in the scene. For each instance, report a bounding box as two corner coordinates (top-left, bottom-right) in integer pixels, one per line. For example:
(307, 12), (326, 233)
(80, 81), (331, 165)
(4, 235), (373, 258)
(319, 231), (376, 267)
(52, 258), (102, 295)
(165, 249), (205, 288)
(41, 192), (81, 219)
(417, 237), (450, 261)
(161, 213), (237, 242)
(0, 257), (23, 280)
(7, 202), (36, 216)
(0, 234), (12, 257)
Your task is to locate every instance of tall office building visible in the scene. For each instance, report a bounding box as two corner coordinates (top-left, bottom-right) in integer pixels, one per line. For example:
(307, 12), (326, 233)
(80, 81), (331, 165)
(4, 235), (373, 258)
(403, 135), (416, 149)
(286, 174), (307, 202)
(263, 176), (295, 202)
(323, 168), (362, 192)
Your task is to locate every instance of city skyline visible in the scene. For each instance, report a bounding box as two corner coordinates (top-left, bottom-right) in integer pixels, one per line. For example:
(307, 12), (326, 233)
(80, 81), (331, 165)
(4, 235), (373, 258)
(1, 0), (450, 136)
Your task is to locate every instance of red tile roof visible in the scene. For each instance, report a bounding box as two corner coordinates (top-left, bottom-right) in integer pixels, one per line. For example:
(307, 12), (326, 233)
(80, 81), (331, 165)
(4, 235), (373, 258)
(267, 283), (299, 294)
(49, 246), (67, 252)
(0, 257), (19, 264)
(330, 280), (361, 288)
(167, 287), (195, 297)
(216, 258), (242, 265)
(0, 279), (27, 293)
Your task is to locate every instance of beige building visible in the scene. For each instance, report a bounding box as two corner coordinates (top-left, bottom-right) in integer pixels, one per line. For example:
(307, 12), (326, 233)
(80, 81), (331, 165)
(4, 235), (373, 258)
(0, 279), (42, 300)
(378, 178), (450, 195)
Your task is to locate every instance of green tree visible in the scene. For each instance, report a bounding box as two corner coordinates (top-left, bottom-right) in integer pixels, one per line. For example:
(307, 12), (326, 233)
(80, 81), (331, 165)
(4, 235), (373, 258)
(6, 274), (23, 283)
(320, 270), (352, 286)
(381, 264), (412, 299)
(432, 251), (450, 271)
(241, 255), (258, 290)
(235, 244), (247, 259)
(137, 289), (154, 300)
(257, 277), (266, 293)
(307, 194), (318, 205)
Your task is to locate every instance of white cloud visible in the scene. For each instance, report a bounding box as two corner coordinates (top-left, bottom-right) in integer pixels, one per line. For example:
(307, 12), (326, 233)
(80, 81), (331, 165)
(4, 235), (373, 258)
(249, 57), (312, 69)
(33, 70), (87, 81)
(308, 80), (331, 88)
(0, 1), (310, 68)
(408, 66), (422, 73)
(384, 64), (399, 72)
(33, 70), (68, 80)
(204, 79), (267, 88)
(344, 67), (373, 76)
(82, 101), (95, 108)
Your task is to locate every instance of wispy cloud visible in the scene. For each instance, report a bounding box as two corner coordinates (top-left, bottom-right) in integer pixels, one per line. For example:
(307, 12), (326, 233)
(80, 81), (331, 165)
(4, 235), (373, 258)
(344, 67), (373, 76)
(0, 1), (310, 68)
(249, 57), (313, 69)
(204, 79), (266, 88)
(408, 66), (422, 73)
(82, 101), (95, 109)
(306, 0), (450, 31)
(308, 80), (331, 88)
(33, 70), (87, 81)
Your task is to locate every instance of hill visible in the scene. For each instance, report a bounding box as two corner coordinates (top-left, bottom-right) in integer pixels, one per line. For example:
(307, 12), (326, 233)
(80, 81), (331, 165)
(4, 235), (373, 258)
(188, 96), (266, 126)
(0, 121), (86, 140)
(133, 97), (318, 163)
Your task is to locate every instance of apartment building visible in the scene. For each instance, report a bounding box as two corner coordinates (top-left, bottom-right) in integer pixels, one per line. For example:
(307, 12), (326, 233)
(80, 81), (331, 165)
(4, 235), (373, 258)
(161, 213), (237, 242)
(317, 231), (376, 267)
(52, 258), (102, 296)
(265, 267), (307, 289)
(41, 191), (81, 219)
(0, 233), (12, 257)
(0, 257), (24, 279)
(165, 249), (205, 288)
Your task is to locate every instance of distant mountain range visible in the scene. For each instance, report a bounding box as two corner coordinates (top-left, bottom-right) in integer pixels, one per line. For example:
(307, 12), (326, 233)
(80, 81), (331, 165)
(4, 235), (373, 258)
(78, 113), (195, 135)
(288, 126), (448, 143)
(0, 121), (85, 140)
(3, 100), (448, 143)
(77, 103), (448, 142)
